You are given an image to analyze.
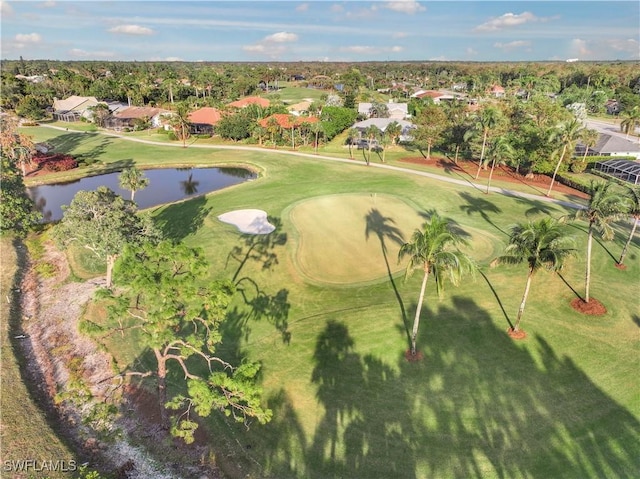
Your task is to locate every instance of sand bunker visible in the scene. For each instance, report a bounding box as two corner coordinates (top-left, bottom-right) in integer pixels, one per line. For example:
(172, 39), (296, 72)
(218, 209), (275, 234)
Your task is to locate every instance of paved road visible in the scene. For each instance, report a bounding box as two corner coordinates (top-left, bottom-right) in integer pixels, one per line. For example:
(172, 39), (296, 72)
(40, 124), (585, 210)
(585, 119), (640, 144)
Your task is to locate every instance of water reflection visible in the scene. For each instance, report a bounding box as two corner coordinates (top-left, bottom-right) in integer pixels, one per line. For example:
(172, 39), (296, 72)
(27, 167), (256, 222)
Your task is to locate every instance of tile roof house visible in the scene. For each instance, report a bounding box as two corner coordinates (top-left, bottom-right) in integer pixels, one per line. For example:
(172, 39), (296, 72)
(287, 100), (313, 116)
(227, 96), (270, 108)
(489, 85), (506, 98)
(188, 107), (224, 135)
(104, 106), (170, 131)
(52, 95), (104, 121)
(258, 113), (319, 129)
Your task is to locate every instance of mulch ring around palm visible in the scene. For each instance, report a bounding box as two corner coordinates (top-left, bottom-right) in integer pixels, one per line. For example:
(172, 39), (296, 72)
(507, 328), (527, 340)
(404, 350), (425, 362)
(570, 297), (607, 315)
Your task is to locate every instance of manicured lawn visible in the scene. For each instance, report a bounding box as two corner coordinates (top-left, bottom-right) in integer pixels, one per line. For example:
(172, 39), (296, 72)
(21, 127), (640, 478)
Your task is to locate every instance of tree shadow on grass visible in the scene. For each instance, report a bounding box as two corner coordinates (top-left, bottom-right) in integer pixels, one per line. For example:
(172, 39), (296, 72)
(227, 297), (640, 479)
(458, 191), (507, 236)
(365, 208), (409, 339)
(567, 223), (619, 264)
(557, 272), (584, 301)
(153, 195), (212, 241)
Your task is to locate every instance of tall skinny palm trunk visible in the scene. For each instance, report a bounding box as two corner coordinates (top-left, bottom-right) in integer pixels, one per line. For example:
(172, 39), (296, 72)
(486, 158), (497, 194)
(585, 223), (594, 302)
(618, 217), (638, 265)
(106, 254), (116, 288)
(474, 131), (489, 179)
(546, 144), (567, 197)
(410, 267), (430, 355)
(515, 267), (534, 331)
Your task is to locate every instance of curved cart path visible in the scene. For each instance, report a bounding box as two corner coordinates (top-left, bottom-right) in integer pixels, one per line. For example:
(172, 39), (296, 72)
(40, 124), (585, 210)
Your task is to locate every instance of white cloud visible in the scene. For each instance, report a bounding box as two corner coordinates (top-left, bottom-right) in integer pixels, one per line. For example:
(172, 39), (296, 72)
(69, 48), (114, 58)
(606, 38), (639, 53)
(15, 33), (42, 43)
(243, 44), (266, 53)
(494, 40), (532, 51)
(108, 24), (154, 35)
(1, 1), (14, 16)
(474, 12), (552, 32)
(384, 1), (425, 15)
(392, 31), (408, 39)
(295, 3), (309, 12)
(330, 4), (344, 13)
(164, 56), (183, 62)
(338, 45), (404, 55)
(466, 47), (478, 56)
(39, 1), (56, 7)
(571, 39), (592, 57)
(429, 55), (448, 61)
(264, 32), (298, 43)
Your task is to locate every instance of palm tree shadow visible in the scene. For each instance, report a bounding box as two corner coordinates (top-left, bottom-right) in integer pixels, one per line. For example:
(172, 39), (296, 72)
(458, 192), (507, 236)
(567, 223), (619, 263)
(557, 272), (584, 301)
(419, 208), (473, 239)
(364, 208), (410, 339)
(479, 270), (513, 329)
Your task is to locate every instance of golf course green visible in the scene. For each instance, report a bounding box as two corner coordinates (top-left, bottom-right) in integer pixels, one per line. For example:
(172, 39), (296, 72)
(19, 126), (640, 479)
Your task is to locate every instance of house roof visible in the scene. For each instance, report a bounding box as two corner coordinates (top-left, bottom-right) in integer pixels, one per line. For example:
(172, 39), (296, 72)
(53, 96), (100, 112)
(227, 96), (270, 108)
(592, 133), (640, 155)
(489, 85), (505, 93)
(258, 113), (319, 129)
(357, 102), (409, 115)
(287, 100), (313, 112)
(114, 106), (169, 120)
(412, 90), (444, 99)
(188, 107), (223, 125)
(352, 118), (415, 132)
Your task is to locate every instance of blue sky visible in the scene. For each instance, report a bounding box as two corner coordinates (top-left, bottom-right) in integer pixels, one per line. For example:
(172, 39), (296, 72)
(1, 1), (638, 62)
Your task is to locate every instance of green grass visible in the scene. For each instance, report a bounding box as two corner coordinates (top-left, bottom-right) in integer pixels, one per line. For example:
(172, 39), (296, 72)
(0, 237), (76, 479)
(21, 128), (640, 479)
(271, 83), (326, 103)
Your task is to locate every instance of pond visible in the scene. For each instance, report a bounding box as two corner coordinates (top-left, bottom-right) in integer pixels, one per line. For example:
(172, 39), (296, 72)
(27, 167), (257, 222)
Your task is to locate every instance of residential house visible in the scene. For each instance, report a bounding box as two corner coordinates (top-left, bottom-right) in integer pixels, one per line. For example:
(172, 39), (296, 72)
(357, 101), (409, 120)
(287, 100), (313, 116)
(488, 85), (506, 98)
(188, 107), (223, 135)
(104, 106), (170, 131)
(351, 118), (416, 143)
(52, 95), (103, 121)
(258, 113), (319, 130)
(227, 96), (270, 109)
(587, 133), (640, 159)
(605, 100), (620, 115)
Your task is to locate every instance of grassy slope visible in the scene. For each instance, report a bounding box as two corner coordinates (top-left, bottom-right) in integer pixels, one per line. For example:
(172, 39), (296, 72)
(0, 237), (75, 478)
(22, 128), (640, 479)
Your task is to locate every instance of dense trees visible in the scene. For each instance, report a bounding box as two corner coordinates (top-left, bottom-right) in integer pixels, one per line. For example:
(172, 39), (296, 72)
(53, 186), (160, 287)
(104, 241), (272, 442)
(0, 156), (41, 236)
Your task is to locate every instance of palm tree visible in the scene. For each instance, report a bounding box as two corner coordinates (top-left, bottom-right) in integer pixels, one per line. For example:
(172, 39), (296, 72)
(385, 121), (402, 148)
(365, 125), (381, 166)
(170, 103), (192, 148)
(346, 128), (358, 159)
(465, 106), (502, 179)
(618, 186), (640, 266)
(118, 166), (150, 202)
(497, 218), (576, 333)
(485, 136), (515, 194)
(398, 213), (475, 355)
(546, 119), (586, 197)
(620, 106), (640, 137)
(570, 181), (627, 303)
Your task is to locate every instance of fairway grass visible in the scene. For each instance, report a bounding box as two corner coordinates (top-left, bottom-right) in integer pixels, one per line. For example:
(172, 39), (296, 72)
(20, 127), (640, 479)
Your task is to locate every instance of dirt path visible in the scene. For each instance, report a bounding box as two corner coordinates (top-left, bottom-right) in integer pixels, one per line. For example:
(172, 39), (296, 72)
(19, 241), (220, 478)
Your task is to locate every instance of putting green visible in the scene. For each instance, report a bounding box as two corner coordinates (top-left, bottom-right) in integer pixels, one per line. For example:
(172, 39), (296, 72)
(289, 194), (499, 284)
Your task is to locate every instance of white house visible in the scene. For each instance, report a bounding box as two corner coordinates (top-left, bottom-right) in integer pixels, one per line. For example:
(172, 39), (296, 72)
(357, 101), (409, 120)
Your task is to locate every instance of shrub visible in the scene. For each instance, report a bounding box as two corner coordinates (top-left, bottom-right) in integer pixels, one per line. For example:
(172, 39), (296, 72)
(32, 153), (79, 172)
